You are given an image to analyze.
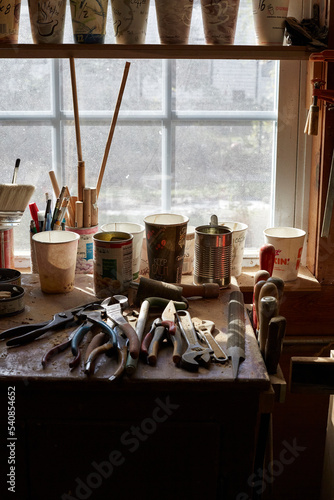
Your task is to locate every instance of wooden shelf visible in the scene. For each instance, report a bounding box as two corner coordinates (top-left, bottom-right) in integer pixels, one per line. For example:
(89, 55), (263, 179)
(0, 43), (315, 60)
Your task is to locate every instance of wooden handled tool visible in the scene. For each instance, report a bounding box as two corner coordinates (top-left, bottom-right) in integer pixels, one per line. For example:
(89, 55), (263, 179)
(258, 296), (278, 356)
(226, 290), (246, 379)
(259, 243), (275, 276)
(253, 279), (267, 332)
(265, 316), (286, 374)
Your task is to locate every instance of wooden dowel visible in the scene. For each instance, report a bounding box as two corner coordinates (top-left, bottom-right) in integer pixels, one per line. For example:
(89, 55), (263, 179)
(78, 160), (85, 202)
(49, 170), (60, 198)
(96, 61), (131, 199)
(90, 188), (98, 227)
(83, 188), (91, 228)
(75, 201), (83, 228)
(69, 57), (83, 162)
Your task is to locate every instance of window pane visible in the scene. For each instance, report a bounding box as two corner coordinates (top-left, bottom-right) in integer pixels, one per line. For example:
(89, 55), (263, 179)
(175, 60), (277, 112)
(172, 122), (274, 248)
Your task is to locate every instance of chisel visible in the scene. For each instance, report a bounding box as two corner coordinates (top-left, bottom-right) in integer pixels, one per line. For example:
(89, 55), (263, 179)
(265, 315), (286, 374)
(226, 290), (246, 379)
(258, 296), (278, 356)
(259, 243), (276, 276)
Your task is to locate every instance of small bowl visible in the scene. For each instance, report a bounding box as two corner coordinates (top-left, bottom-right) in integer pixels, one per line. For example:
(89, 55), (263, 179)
(0, 268), (21, 286)
(0, 284), (25, 317)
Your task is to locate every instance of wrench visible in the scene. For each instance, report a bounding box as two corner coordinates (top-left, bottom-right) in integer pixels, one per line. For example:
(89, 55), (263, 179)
(193, 318), (228, 363)
(176, 310), (212, 371)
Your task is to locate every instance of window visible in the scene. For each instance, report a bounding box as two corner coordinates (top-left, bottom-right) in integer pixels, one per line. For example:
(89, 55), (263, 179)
(0, 0), (310, 265)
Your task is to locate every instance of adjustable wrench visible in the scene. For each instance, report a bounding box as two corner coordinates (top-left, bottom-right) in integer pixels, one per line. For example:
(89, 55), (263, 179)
(176, 310), (212, 371)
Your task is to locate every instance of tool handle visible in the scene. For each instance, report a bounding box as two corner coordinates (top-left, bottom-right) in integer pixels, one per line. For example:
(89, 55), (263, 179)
(84, 332), (106, 362)
(71, 321), (92, 356)
(41, 338), (71, 367)
(147, 326), (166, 366)
(120, 322), (140, 359)
(126, 299), (150, 375)
(258, 296), (278, 355)
(259, 244), (275, 276)
(0, 321), (49, 341)
(265, 316), (286, 374)
(6, 317), (71, 347)
(170, 327), (183, 365)
(254, 269), (270, 285)
(140, 324), (155, 357)
(84, 341), (113, 375)
(109, 346), (127, 382)
(252, 280), (266, 332)
(177, 283), (220, 299)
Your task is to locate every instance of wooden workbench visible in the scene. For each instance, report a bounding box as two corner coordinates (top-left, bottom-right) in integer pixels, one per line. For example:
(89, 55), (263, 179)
(0, 274), (273, 500)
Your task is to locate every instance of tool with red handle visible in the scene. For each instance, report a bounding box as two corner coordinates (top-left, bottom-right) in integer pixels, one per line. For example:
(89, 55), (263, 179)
(259, 243), (275, 276)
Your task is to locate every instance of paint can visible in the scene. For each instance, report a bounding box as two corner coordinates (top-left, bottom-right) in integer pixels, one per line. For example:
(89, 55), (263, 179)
(0, 228), (14, 269)
(0, 268), (21, 286)
(0, 284), (25, 317)
(93, 231), (133, 298)
(66, 226), (98, 274)
(194, 224), (232, 287)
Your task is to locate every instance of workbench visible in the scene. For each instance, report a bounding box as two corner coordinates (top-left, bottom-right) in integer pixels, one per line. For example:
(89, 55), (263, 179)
(0, 274), (275, 500)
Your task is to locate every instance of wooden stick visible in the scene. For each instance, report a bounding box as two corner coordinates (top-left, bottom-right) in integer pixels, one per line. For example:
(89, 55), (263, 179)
(90, 188), (98, 227)
(83, 188), (91, 228)
(78, 160), (85, 202)
(75, 201), (83, 228)
(69, 57), (83, 162)
(96, 61), (131, 199)
(49, 171), (60, 198)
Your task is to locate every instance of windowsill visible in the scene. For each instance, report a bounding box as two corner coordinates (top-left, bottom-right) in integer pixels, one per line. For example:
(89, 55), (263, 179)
(236, 266), (321, 294)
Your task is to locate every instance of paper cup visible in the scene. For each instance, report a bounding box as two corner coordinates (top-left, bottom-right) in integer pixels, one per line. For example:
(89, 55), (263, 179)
(111, 0), (150, 44)
(263, 227), (306, 282)
(28, 0), (67, 44)
(70, 0), (108, 44)
(252, 0), (289, 46)
(0, 0), (21, 43)
(144, 213), (189, 283)
(200, 0), (240, 45)
(32, 231), (80, 293)
(219, 221), (248, 277)
(101, 222), (144, 280)
(155, 0), (193, 44)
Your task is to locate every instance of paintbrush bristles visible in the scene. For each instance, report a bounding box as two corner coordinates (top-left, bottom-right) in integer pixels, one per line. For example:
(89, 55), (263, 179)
(0, 184), (35, 212)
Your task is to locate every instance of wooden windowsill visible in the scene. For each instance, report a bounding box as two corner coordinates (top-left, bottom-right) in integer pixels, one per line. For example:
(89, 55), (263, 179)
(235, 266), (321, 294)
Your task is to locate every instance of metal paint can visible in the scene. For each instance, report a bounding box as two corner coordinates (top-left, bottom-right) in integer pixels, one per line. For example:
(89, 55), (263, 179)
(0, 268), (21, 286)
(66, 225), (99, 274)
(93, 231), (133, 298)
(0, 284), (25, 317)
(194, 225), (232, 287)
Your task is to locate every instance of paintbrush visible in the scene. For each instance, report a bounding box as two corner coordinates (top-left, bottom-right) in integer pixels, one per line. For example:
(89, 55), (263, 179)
(0, 159), (35, 213)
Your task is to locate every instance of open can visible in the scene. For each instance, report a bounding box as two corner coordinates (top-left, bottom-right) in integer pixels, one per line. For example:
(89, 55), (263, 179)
(93, 231), (133, 298)
(194, 224), (232, 287)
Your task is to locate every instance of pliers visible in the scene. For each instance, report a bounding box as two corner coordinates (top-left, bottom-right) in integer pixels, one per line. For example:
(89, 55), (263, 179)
(141, 300), (184, 366)
(0, 300), (101, 347)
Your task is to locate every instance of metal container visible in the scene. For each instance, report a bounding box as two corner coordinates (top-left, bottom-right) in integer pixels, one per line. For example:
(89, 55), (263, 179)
(0, 284), (25, 316)
(194, 225), (232, 287)
(0, 268), (21, 286)
(93, 231), (133, 298)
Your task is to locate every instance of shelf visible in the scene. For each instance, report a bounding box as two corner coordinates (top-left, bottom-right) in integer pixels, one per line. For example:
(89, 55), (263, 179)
(0, 44), (315, 60)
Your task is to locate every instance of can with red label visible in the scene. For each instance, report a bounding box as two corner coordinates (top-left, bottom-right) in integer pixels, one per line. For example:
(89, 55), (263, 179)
(93, 231), (133, 298)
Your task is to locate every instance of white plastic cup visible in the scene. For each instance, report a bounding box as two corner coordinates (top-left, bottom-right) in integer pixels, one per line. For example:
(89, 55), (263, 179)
(111, 0), (150, 44)
(32, 231), (80, 293)
(252, 0), (289, 46)
(101, 222), (145, 280)
(220, 221), (248, 277)
(263, 227), (306, 281)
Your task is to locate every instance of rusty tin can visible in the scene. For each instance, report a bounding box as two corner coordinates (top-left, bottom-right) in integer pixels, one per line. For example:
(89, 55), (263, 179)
(93, 231), (133, 298)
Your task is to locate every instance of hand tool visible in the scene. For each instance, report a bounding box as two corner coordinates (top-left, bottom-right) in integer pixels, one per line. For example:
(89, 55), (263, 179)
(192, 318), (228, 363)
(254, 269), (270, 284)
(226, 290), (246, 380)
(267, 276), (284, 310)
(125, 297), (187, 376)
(100, 296), (140, 359)
(83, 331), (107, 374)
(265, 315), (286, 374)
(321, 149), (334, 238)
(130, 276), (219, 305)
(258, 296), (278, 356)
(252, 279), (267, 333)
(0, 300), (101, 347)
(257, 281), (278, 330)
(147, 300), (183, 366)
(259, 243), (275, 276)
(176, 310), (212, 371)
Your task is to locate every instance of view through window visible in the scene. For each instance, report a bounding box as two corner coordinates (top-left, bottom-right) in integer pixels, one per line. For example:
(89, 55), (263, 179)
(0, 0), (300, 258)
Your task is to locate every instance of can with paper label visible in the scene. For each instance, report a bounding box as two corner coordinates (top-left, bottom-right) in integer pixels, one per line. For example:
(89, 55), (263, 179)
(93, 231), (133, 298)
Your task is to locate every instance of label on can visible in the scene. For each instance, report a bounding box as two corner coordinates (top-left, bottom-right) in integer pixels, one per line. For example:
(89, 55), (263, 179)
(93, 232), (133, 298)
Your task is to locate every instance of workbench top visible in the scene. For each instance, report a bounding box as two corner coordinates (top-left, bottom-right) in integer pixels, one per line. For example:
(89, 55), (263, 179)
(0, 274), (270, 391)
